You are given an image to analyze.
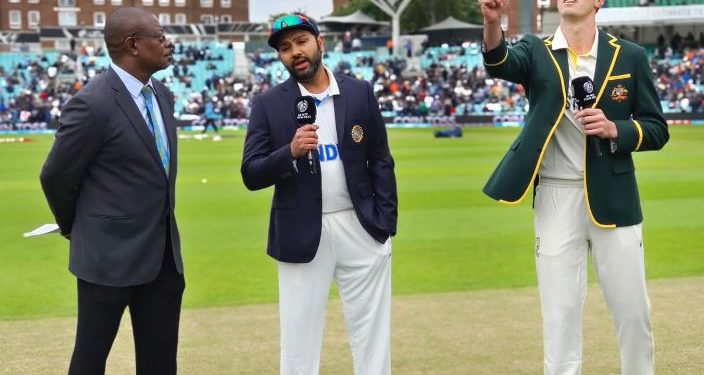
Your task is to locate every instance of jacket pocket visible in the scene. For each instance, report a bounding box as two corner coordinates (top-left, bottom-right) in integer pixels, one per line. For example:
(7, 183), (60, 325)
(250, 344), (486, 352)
(89, 214), (131, 221)
(607, 73), (632, 81)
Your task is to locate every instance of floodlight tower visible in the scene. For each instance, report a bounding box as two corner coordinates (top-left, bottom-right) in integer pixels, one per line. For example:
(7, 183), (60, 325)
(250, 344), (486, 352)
(369, 0), (412, 56)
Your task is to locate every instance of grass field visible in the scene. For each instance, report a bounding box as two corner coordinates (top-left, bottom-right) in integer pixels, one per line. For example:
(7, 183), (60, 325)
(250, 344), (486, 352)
(1, 277), (703, 374)
(0, 126), (703, 321)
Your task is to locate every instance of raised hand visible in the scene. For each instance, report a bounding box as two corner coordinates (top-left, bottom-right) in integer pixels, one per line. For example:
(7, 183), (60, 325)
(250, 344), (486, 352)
(478, 0), (506, 24)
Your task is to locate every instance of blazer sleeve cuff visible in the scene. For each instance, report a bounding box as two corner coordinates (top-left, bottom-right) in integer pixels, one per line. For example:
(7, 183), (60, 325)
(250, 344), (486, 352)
(614, 119), (643, 153)
(482, 38), (508, 67)
(272, 143), (298, 179)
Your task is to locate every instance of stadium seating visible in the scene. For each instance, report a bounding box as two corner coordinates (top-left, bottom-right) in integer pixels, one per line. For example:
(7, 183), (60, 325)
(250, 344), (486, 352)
(0, 43), (234, 113)
(421, 46), (483, 69)
(1, 41), (702, 119)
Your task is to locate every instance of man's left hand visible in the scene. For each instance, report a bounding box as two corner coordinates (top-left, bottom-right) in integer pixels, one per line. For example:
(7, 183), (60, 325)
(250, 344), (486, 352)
(575, 108), (618, 139)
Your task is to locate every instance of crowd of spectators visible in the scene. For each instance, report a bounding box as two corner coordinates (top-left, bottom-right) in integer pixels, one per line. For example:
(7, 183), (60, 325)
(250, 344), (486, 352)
(654, 34), (704, 113)
(169, 43), (227, 90)
(369, 55), (527, 117)
(339, 34), (702, 118)
(1, 34), (702, 129)
(0, 54), (103, 125)
(177, 78), (253, 121)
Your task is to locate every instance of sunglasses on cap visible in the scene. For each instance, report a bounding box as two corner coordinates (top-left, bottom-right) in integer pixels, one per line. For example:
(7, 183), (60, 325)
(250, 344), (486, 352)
(268, 14), (319, 49)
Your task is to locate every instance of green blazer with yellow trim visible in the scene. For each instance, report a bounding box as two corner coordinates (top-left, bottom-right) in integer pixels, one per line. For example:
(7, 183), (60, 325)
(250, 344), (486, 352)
(482, 30), (668, 228)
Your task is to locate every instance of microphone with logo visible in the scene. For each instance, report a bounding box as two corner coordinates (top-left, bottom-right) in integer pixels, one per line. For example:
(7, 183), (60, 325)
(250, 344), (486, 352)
(571, 76), (602, 157)
(294, 96), (318, 174)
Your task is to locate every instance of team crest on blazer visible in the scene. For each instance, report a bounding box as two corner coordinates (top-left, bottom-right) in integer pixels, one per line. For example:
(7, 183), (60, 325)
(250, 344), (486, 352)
(351, 125), (364, 143)
(610, 84), (629, 103)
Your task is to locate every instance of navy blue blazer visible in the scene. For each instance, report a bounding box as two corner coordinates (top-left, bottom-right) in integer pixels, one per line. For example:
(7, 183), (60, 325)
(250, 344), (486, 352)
(241, 73), (397, 263)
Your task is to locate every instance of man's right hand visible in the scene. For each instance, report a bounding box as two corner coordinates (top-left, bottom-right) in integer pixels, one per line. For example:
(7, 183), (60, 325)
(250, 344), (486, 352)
(478, 0), (506, 24)
(291, 124), (319, 158)
(478, 0), (506, 52)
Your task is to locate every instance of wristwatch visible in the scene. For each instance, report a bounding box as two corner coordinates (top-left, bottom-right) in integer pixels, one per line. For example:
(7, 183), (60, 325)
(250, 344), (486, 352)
(481, 39), (489, 53)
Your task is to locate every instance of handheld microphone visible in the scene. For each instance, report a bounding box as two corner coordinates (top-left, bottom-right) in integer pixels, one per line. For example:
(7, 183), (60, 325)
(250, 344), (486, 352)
(294, 96), (318, 174)
(571, 76), (602, 157)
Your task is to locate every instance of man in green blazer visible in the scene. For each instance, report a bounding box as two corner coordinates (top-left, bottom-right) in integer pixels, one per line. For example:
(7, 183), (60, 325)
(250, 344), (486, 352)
(478, 1), (668, 374)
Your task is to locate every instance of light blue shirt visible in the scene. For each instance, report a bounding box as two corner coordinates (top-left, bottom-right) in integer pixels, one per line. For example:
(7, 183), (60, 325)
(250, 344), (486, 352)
(110, 63), (169, 153)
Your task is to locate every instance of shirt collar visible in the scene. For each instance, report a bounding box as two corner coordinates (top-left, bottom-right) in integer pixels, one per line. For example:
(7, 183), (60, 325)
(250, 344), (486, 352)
(297, 65), (340, 98)
(111, 63), (153, 99)
(551, 26), (599, 58)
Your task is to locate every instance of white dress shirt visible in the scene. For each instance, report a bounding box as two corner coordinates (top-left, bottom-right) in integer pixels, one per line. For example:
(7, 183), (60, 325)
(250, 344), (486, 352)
(110, 63), (169, 152)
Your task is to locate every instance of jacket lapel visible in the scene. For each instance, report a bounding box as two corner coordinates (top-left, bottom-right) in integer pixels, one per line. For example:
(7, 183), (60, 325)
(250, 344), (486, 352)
(333, 73), (347, 144)
(282, 77), (303, 132)
(107, 68), (165, 179)
(544, 31), (620, 109)
(544, 36), (570, 98)
(593, 31), (621, 107)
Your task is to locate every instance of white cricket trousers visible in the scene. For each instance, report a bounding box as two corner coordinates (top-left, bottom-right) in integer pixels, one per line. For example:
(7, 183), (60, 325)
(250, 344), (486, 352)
(534, 177), (654, 375)
(278, 209), (392, 375)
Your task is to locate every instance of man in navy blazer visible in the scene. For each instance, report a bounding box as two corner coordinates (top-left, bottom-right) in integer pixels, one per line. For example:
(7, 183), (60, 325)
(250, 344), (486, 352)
(241, 13), (397, 375)
(40, 8), (184, 374)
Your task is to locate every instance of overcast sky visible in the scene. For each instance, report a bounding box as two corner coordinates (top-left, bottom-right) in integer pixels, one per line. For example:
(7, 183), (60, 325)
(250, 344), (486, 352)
(249, 0), (334, 23)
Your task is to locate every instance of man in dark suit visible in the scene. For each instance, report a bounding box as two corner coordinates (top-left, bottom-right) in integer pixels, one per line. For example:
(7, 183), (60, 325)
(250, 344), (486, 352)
(479, 1), (668, 374)
(40, 8), (184, 375)
(241, 13), (397, 375)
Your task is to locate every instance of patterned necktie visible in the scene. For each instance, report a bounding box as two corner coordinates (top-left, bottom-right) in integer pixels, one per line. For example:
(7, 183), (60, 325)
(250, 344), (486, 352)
(141, 85), (170, 176)
(313, 93), (329, 107)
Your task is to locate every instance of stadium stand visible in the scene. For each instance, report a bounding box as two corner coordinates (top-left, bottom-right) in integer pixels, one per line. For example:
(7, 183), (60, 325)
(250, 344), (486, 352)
(1, 33), (702, 128)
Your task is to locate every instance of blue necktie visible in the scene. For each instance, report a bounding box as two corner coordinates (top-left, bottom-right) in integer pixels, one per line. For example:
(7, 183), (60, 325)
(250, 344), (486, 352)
(141, 85), (170, 176)
(313, 94), (329, 107)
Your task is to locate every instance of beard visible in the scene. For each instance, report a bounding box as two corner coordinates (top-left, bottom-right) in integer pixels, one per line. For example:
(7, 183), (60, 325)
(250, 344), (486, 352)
(285, 47), (323, 82)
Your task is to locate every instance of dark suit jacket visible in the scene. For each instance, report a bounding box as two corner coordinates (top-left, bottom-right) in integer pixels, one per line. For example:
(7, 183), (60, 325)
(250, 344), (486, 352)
(40, 67), (182, 287)
(482, 30), (669, 228)
(241, 73), (397, 263)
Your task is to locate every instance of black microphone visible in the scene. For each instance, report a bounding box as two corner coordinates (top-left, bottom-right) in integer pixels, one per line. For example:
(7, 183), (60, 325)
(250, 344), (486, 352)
(571, 76), (602, 157)
(294, 96), (318, 174)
